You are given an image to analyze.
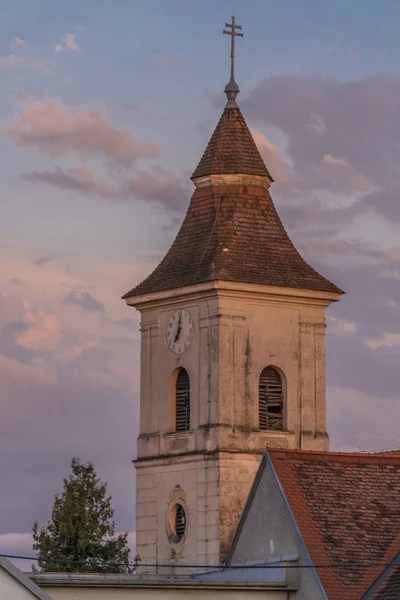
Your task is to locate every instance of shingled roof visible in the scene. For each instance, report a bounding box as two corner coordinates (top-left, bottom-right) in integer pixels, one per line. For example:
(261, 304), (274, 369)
(123, 102), (343, 300)
(268, 449), (400, 600)
(366, 557), (400, 599)
(191, 105), (273, 180)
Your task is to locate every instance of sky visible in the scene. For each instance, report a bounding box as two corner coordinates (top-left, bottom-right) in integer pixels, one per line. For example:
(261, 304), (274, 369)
(1, 0), (400, 570)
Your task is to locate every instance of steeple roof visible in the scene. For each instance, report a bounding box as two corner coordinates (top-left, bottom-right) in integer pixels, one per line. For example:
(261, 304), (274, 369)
(123, 92), (343, 300)
(191, 105), (273, 181)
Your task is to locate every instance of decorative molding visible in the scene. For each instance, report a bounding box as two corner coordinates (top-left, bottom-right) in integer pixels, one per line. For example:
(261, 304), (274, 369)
(192, 173), (272, 189)
(126, 280), (341, 310)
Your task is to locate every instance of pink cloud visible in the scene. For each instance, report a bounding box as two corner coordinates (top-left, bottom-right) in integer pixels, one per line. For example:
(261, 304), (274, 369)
(0, 54), (50, 71)
(23, 164), (189, 210)
(123, 165), (188, 210)
(17, 309), (62, 350)
(250, 128), (292, 186)
(24, 166), (121, 199)
(0, 294), (25, 327)
(243, 74), (400, 192)
(1, 97), (160, 166)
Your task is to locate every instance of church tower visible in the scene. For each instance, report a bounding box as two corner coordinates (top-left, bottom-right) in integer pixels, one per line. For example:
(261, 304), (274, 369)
(123, 16), (343, 570)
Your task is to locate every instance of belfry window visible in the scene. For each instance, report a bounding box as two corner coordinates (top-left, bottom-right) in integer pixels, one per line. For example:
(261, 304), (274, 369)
(259, 366), (283, 431)
(175, 368), (190, 431)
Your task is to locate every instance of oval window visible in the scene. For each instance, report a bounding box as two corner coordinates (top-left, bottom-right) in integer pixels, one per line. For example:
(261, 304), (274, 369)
(168, 503), (186, 543)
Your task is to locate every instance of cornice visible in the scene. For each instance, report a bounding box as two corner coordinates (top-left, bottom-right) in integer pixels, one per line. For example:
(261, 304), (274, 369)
(124, 279), (341, 310)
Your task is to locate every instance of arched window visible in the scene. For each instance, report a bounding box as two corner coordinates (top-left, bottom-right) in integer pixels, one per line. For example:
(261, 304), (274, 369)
(259, 366), (283, 431)
(175, 368), (190, 431)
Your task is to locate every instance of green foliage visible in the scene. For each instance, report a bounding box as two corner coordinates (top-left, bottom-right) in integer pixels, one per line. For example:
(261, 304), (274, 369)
(32, 457), (132, 573)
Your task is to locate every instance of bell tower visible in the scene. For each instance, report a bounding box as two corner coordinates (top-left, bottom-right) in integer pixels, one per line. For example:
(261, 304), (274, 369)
(123, 16), (343, 571)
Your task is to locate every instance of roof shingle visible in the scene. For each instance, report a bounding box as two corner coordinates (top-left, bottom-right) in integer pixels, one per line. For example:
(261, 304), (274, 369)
(123, 102), (343, 300)
(367, 557), (400, 599)
(123, 183), (342, 298)
(268, 449), (400, 600)
(191, 105), (273, 180)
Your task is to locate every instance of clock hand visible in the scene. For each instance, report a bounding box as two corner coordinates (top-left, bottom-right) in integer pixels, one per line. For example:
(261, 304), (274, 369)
(174, 315), (182, 342)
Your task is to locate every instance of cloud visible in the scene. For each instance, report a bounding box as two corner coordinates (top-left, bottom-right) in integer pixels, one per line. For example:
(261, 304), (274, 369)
(0, 294), (25, 328)
(355, 185), (400, 223)
(0, 532), (34, 570)
(63, 291), (105, 313)
(243, 74), (400, 192)
(35, 256), (53, 267)
(250, 128), (292, 185)
(24, 167), (121, 199)
(11, 36), (28, 46)
(17, 310), (62, 350)
(348, 44), (364, 58)
(1, 96), (160, 166)
(23, 165), (189, 211)
(327, 36), (342, 52)
(322, 153), (350, 167)
(123, 166), (188, 210)
(0, 259), (139, 552)
(371, 46), (386, 58)
(0, 54), (50, 71)
(54, 33), (80, 54)
(305, 113), (327, 135)
(328, 332), (400, 397)
(328, 387), (400, 452)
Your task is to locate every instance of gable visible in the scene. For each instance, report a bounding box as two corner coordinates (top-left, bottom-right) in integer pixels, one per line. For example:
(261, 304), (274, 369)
(0, 557), (52, 600)
(227, 455), (327, 600)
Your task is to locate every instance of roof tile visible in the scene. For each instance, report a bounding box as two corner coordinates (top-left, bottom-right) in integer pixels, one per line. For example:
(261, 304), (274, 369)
(124, 104), (343, 299)
(268, 449), (400, 600)
(124, 184), (342, 298)
(191, 105), (272, 180)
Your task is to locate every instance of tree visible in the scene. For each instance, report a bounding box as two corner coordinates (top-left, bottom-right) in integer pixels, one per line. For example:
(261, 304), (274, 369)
(32, 457), (132, 573)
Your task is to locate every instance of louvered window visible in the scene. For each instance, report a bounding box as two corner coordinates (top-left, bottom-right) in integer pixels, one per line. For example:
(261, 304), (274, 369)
(175, 368), (190, 431)
(259, 366), (283, 431)
(168, 503), (187, 543)
(175, 504), (186, 541)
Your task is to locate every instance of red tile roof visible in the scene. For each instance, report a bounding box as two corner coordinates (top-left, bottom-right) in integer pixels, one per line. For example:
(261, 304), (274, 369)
(367, 557), (400, 599)
(123, 183), (343, 298)
(268, 449), (400, 600)
(191, 106), (273, 180)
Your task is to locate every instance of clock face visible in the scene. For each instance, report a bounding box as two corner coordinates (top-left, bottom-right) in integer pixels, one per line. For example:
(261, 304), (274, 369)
(166, 309), (193, 355)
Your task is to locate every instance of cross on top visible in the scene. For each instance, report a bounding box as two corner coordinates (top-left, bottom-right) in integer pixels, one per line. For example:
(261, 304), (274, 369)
(223, 16), (243, 84)
(223, 15), (243, 105)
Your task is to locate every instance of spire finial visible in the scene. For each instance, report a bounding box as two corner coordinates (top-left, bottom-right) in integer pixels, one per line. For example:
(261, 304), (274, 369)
(223, 15), (243, 107)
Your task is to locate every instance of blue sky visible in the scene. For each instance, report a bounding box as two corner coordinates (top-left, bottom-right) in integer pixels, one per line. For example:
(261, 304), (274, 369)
(1, 0), (400, 570)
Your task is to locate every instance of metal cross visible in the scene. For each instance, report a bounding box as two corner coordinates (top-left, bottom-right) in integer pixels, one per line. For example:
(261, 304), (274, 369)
(223, 15), (243, 84)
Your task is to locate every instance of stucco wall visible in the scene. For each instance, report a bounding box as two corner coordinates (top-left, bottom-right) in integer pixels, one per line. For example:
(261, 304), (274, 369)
(37, 584), (290, 600)
(0, 567), (45, 600)
(135, 283), (333, 569)
(229, 457), (326, 600)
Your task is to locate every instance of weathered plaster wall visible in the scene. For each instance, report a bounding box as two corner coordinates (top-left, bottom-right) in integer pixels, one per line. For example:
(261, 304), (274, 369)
(135, 283), (333, 569)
